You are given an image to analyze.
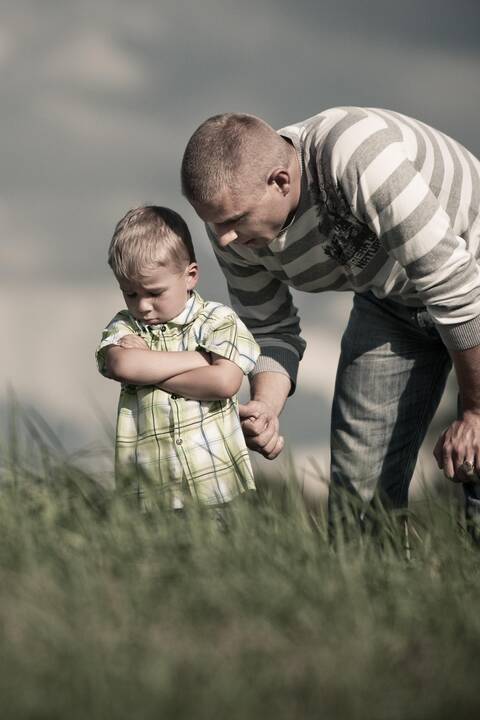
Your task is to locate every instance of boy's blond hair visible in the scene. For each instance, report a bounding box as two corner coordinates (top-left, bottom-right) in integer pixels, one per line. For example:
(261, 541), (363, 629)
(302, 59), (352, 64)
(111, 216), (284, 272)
(108, 206), (196, 281)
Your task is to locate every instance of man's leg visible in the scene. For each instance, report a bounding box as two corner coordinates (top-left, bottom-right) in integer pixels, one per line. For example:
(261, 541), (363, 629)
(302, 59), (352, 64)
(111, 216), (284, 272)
(463, 483), (480, 542)
(329, 292), (452, 532)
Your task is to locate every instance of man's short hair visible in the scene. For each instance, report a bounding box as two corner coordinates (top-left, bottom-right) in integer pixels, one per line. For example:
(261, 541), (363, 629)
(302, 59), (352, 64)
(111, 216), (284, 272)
(181, 113), (290, 204)
(108, 206), (196, 281)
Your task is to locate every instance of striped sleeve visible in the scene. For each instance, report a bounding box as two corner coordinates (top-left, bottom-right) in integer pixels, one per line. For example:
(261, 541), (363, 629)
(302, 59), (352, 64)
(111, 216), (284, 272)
(206, 224), (306, 391)
(327, 115), (480, 350)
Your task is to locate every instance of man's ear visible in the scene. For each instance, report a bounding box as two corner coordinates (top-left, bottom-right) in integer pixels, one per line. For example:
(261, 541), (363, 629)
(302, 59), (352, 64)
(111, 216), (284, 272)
(268, 168), (291, 196)
(185, 262), (199, 290)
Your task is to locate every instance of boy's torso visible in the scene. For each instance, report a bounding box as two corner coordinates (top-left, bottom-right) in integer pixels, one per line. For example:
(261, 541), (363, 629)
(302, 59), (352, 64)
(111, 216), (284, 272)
(111, 294), (255, 507)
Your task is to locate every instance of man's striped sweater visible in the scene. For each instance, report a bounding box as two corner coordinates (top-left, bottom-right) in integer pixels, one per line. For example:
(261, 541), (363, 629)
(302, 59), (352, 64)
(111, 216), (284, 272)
(207, 107), (480, 388)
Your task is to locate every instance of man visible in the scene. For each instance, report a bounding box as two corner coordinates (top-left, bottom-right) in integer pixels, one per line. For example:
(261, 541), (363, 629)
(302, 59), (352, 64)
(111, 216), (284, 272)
(181, 107), (480, 527)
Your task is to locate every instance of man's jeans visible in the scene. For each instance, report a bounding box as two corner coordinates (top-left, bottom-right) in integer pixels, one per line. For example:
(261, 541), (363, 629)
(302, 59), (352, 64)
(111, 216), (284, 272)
(328, 291), (480, 534)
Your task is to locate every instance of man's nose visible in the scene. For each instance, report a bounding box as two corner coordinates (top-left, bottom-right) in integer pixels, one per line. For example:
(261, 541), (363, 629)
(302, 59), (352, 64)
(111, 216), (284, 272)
(215, 226), (238, 247)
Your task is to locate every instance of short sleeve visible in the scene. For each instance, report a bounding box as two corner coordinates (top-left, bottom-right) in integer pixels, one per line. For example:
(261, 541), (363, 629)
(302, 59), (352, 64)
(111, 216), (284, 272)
(95, 311), (138, 376)
(197, 304), (260, 375)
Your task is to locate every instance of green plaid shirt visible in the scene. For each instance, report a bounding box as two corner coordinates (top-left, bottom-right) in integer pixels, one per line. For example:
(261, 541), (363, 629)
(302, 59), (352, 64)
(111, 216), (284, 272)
(96, 291), (260, 508)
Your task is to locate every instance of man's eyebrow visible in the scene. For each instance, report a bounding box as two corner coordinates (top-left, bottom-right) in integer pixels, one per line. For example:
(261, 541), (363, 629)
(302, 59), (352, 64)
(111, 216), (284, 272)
(220, 211), (249, 224)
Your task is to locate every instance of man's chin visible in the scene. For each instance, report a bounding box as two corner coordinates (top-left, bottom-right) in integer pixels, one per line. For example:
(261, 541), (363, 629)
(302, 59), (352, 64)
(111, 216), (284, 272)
(238, 237), (270, 248)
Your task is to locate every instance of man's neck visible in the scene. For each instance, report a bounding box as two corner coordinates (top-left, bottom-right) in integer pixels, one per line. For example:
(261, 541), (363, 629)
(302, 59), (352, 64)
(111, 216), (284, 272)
(282, 138), (302, 228)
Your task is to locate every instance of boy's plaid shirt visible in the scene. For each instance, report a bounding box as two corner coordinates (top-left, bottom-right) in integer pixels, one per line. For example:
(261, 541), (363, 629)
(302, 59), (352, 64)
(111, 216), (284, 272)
(96, 291), (260, 507)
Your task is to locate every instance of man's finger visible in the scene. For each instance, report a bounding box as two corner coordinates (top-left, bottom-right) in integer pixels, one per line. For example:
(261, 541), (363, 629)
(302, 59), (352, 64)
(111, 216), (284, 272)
(244, 420), (279, 453)
(259, 429), (280, 456)
(264, 435), (284, 460)
(245, 434), (270, 453)
(462, 460), (476, 476)
(247, 421), (277, 449)
(241, 415), (269, 436)
(246, 432), (284, 459)
(239, 400), (271, 419)
(455, 459), (477, 483)
(239, 403), (260, 420)
(442, 447), (455, 481)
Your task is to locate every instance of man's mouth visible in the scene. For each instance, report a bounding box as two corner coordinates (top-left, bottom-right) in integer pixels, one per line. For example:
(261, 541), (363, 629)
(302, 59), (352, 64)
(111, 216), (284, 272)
(238, 238), (260, 247)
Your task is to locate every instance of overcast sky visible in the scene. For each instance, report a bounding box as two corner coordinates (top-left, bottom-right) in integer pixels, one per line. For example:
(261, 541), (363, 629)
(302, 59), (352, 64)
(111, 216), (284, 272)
(2, 0), (479, 479)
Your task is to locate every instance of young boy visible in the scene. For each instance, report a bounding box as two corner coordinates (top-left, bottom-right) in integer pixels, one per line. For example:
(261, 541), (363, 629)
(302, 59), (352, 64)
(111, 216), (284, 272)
(96, 205), (260, 509)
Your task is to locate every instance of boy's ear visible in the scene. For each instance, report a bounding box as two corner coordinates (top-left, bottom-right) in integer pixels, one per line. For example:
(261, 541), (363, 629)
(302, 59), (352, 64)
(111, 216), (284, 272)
(185, 262), (199, 290)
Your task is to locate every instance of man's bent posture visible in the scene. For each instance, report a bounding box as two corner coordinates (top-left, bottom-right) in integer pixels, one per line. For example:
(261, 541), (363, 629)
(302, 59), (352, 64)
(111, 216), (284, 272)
(181, 107), (480, 530)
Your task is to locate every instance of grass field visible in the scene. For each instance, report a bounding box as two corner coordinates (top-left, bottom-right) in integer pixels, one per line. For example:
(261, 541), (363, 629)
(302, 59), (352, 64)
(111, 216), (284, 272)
(1, 406), (480, 719)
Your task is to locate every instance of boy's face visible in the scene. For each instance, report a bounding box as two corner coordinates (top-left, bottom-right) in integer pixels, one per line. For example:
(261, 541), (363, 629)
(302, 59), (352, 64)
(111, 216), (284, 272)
(118, 262), (199, 324)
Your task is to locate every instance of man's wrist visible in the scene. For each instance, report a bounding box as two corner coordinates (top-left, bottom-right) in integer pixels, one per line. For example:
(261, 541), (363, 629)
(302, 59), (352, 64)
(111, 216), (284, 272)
(460, 407), (480, 419)
(251, 395), (277, 414)
(250, 371), (290, 417)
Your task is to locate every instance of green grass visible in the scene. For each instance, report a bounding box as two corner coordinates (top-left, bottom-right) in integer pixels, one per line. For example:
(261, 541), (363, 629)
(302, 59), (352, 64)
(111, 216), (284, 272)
(1, 405), (480, 719)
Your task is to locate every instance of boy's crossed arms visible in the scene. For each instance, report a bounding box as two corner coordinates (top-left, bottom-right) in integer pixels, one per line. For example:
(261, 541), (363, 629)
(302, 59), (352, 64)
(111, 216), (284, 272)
(103, 333), (244, 401)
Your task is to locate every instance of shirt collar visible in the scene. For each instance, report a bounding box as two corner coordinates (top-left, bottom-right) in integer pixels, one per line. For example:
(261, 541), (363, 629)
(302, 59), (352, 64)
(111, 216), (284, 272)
(167, 290), (204, 326)
(134, 290), (205, 331)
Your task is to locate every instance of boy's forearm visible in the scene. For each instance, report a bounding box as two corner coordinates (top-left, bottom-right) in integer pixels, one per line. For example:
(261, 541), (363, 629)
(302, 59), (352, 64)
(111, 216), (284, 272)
(160, 364), (243, 400)
(105, 347), (209, 384)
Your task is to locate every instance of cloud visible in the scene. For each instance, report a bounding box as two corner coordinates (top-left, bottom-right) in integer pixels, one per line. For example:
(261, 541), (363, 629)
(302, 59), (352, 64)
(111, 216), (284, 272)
(42, 30), (147, 91)
(0, 25), (15, 66)
(2, 0), (476, 454)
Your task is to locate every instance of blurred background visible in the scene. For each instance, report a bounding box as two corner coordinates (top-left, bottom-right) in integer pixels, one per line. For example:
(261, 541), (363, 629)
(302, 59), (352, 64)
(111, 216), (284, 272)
(2, 0), (479, 496)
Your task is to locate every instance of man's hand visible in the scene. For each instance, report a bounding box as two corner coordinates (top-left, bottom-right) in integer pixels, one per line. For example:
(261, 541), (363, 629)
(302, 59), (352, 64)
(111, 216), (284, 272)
(437, 345), (480, 482)
(433, 410), (480, 482)
(117, 335), (149, 350)
(239, 399), (284, 460)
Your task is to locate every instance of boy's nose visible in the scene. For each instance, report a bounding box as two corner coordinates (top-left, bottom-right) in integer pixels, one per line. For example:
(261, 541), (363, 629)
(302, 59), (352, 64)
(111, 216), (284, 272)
(137, 297), (153, 313)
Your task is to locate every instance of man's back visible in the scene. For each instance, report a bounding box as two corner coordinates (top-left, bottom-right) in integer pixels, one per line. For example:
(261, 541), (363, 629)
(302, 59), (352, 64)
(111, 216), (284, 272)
(209, 106), (480, 363)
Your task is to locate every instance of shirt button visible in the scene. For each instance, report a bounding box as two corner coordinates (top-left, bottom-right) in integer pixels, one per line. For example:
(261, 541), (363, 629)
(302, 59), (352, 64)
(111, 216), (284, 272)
(160, 325), (166, 332)
(176, 438), (183, 445)
(171, 394), (179, 400)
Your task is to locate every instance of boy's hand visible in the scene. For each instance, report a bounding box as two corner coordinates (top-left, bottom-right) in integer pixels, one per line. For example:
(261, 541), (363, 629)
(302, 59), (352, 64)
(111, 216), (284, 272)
(117, 335), (149, 350)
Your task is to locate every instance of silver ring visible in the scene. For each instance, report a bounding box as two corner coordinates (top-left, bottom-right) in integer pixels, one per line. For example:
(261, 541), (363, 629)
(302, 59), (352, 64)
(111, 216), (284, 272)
(461, 460), (475, 474)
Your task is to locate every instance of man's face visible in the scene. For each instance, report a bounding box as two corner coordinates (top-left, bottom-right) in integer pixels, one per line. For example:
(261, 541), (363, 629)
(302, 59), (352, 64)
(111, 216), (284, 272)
(194, 177), (296, 250)
(119, 262), (198, 324)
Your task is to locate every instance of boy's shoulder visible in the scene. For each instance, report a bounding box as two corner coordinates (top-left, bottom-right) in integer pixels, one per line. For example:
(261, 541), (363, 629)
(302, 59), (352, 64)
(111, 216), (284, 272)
(197, 297), (240, 324)
(100, 310), (140, 339)
(111, 308), (132, 319)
